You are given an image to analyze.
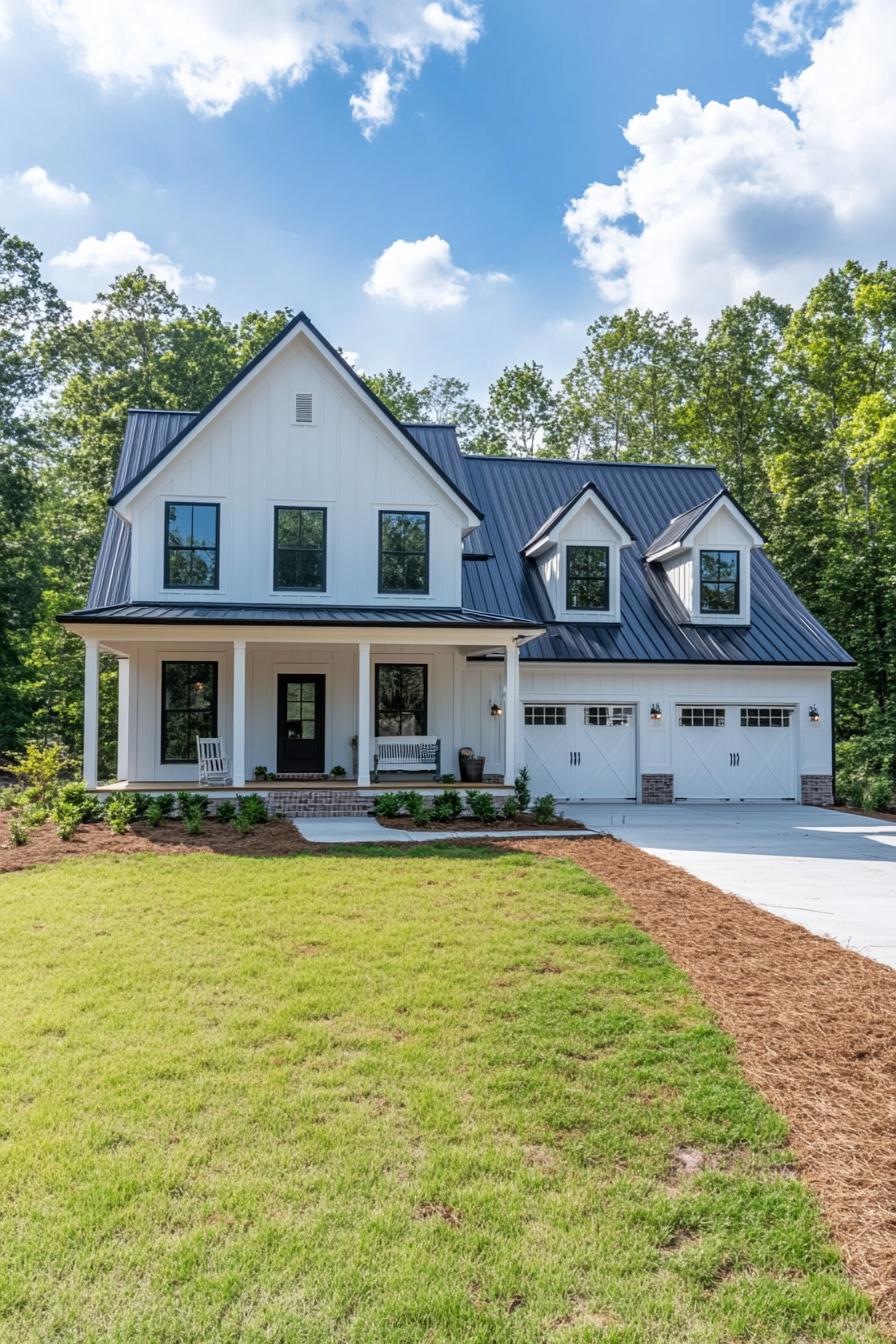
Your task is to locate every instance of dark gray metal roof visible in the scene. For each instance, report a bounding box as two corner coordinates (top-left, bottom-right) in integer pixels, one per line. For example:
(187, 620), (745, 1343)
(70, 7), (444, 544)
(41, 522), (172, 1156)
(60, 601), (540, 629)
(521, 480), (635, 553)
(644, 486), (764, 559)
(112, 409), (197, 496)
(458, 456), (852, 665)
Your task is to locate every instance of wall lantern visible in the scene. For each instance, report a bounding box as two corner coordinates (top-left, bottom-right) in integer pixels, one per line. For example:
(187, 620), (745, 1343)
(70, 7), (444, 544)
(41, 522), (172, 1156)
(808, 704), (821, 723)
(649, 703), (662, 721)
(490, 702), (503, 717)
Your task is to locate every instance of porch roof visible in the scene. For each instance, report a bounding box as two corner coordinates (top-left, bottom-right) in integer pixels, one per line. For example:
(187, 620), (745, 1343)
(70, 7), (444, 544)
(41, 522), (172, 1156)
(58, 601), (542, 630)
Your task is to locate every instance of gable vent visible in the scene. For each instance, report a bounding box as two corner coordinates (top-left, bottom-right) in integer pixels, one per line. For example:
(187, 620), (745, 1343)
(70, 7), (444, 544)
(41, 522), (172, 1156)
(293, 392), (313, 425)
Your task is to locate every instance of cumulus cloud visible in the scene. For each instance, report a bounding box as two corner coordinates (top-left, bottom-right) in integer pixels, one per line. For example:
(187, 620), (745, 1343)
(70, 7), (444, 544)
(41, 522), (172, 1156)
(564, 0), (896, 325)
(15, 164), (90, 209)
(51, 230), (215, 294)
(747, 0), (840, 54)
(25, 0), (481, 130)
(364, 235), (509, 310)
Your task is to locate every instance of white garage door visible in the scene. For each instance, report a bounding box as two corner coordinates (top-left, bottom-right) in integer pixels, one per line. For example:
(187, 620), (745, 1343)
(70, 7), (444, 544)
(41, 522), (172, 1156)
(672, 704), (797, 801)
(523, 703), (637, 801)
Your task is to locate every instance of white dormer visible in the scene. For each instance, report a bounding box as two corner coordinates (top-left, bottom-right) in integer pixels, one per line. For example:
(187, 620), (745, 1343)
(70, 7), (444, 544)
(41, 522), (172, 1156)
(522, 483), (635, 623)
(646, 490), (763, 626)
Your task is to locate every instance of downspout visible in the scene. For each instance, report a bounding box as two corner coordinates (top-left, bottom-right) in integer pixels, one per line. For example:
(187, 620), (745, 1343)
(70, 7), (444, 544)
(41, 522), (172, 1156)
(830, 674), (837, 804)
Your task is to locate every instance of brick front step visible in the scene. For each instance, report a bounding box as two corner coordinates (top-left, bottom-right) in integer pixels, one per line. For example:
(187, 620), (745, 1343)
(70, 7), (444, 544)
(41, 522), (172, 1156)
(268, 789), (373, 819)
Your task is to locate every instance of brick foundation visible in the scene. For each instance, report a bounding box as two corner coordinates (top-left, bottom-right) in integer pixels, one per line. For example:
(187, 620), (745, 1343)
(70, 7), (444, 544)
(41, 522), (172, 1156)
(800, 774), (833, 806)
(641, 773), (674, 804)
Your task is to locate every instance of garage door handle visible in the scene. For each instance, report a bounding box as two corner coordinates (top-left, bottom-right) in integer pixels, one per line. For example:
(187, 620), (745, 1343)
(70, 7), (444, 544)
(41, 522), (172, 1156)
(729, 751), (740, 767)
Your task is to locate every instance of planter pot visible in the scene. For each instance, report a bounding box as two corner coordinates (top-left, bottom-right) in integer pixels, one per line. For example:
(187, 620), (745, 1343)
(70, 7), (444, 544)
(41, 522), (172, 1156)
(459, 753), (485, 783)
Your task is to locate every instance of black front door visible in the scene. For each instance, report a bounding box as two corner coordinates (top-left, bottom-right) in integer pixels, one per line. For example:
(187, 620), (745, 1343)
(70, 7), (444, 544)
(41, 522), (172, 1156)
(277, 674), (325, 774)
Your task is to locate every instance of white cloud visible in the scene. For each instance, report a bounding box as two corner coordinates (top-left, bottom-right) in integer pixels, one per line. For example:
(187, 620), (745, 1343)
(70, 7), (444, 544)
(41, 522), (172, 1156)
(25, 0), (481, 130)
(15, 164), (90, 209)
(747, 0), (839, 54)
(365, 235), (470, 309)
(51, 230), (215, 294)
(564, 0), (896, 325)
(0, 0), (11, 42)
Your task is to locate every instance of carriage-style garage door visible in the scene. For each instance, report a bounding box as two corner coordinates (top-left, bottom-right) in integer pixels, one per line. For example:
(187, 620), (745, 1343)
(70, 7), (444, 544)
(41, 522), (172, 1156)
(523, 703), (637, 802)
(672, 704), (797, 801)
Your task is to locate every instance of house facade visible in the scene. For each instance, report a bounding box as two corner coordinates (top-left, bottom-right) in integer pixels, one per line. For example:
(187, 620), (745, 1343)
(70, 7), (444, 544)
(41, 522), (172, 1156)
(60, 314), (851, 806)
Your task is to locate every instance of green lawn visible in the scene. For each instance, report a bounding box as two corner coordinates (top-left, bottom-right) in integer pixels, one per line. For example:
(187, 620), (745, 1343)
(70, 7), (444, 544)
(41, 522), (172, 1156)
(0, 847), (882, 1343)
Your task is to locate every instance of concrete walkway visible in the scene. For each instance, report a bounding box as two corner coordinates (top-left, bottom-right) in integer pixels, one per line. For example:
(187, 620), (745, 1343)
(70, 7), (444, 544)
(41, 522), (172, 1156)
(292, 816), (587, 845)
(562, 803), (896, 970)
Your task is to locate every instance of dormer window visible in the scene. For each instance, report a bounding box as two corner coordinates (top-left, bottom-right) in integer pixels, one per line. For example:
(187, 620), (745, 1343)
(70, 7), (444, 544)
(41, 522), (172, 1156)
(699, 550), (739, 615)
(566, 545), (609, 611)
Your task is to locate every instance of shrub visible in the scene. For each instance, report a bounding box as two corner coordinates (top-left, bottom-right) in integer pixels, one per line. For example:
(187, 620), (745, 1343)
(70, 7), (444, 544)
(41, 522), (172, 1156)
(330, 764), (347, 777)
(402, 792), (429, 827)
(176, 791), (209, 818)
(532, 794), (556, 824)
(129, 792), (152, 818)
(154, 793), (177, 818)
(466, 790), (497, 823)
(237, 794), (269, 825)
(231, 810), (253, 835)
(21, 804), (49, 828)
(0, 786), (22, 812)
(183, 810), (203, 835)
(55, 780), (103, 823)
(865, 776), (893, 812)
(8, 816), (29, 846)
(215, 800), (237, 824)
(54, 804), (81, 841)
(7, 743), (68, 804)
(145, 801), (164, 828)
(374, 793), (401, 819)
(106, 796), (136, 835)
(514, 767), (531, 813)
(501, 795), (521, 820)
(431, 789), (463, 822)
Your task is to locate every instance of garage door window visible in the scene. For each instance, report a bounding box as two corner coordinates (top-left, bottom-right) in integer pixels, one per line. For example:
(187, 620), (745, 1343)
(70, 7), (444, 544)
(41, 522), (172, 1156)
(740, 706), (792, 727)
(585, 705), (633, 726)
(679, 706), (725, 727)
(525, 705), (566, 726)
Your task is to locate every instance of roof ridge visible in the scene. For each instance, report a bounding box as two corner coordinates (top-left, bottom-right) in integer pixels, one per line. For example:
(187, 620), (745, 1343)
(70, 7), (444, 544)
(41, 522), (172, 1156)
(126, 407), (198, 415)
(461, 452), (719, 471)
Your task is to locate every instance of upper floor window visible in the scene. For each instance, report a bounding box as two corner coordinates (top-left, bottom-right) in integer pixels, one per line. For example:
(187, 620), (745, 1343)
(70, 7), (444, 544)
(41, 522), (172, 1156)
(274, 506), (326, 591)
(699, 550), (739, 615)
(378, 510), (429, 594)
(566, 545), (609, 611)
(164, 503), (219, 589)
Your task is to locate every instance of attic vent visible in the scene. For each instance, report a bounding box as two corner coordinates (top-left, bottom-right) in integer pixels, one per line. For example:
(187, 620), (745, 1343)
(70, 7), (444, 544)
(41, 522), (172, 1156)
(293, 392), (313, 425)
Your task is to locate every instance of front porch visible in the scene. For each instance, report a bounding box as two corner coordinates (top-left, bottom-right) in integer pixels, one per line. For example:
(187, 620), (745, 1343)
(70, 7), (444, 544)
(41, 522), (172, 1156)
(77, 622), (530, 793)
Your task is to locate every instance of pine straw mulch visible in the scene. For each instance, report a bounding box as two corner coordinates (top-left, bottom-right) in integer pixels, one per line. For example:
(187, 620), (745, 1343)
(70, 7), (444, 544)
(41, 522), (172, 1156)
(504, 834), (896, 1334)
(0, 816), (310, 873)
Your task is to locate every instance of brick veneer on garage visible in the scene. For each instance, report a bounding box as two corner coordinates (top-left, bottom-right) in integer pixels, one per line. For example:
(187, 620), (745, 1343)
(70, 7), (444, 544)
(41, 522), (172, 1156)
(800, 774), (834, 806)
(641, 774), (674, 804)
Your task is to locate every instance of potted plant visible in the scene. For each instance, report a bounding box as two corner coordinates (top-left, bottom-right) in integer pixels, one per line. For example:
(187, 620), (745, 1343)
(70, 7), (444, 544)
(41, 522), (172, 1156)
(331, 764), (347, 778)
(458, 746), (485, 784)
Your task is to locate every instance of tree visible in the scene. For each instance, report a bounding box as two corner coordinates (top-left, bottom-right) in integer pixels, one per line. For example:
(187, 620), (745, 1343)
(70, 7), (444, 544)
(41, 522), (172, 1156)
(477, 362), (556, 456)
(417, 375), (484, 448)
(363, 369), (423, 421)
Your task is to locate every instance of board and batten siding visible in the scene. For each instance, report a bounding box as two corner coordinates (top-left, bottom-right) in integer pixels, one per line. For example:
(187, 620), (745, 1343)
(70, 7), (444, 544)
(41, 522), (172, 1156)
(127, 336), (468, 607)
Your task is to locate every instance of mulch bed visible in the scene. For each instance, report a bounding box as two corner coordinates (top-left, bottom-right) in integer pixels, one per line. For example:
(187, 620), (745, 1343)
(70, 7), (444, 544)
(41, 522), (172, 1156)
(506, 835), (896, 1334)
(0, 816), (309, 873)
(377, 814), (584, 833)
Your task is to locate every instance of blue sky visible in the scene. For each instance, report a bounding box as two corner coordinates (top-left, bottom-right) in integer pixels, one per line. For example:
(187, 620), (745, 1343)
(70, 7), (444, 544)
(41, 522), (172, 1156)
(1, 0), (892, 396)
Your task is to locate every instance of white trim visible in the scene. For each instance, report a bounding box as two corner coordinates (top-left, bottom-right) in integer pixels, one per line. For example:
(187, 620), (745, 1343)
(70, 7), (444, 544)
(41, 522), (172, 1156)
(523, 485), (635, 557)
(83, 637), (99, 789)
(558, 538), (621, 623)
(232, 639), (247, 787)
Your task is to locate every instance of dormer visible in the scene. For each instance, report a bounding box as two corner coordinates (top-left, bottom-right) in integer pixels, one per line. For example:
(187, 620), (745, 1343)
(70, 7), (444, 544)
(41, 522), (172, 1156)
(521, 482), (635, 622)
(646, 489), (764, 626)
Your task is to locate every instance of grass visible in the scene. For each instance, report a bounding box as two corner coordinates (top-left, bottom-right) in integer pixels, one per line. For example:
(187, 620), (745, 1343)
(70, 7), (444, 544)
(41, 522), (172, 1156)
(0, 846), (883, 1343)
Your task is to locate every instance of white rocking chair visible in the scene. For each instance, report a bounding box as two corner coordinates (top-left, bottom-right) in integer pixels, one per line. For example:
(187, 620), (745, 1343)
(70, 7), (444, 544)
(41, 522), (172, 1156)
(196, 737), (232, 786)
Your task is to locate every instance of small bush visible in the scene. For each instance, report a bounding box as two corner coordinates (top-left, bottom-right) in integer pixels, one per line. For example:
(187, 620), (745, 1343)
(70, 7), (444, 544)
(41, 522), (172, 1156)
(154, 793), (176, 818)
(215, 800), (237, 824)
(8, 816), (30, 846)
(129, 792), (152, 818)
(183, 810), (203, 835)
(501, 795), (521, 820)
(514, 767), (531, 813)
(403, 792), (429, 827)
(0, 786), (22, 812)
(842, 776), (866, 808)
(8, 743), (68, 804)
(145, 801), (164, 827)
(54, 804), (81, 841)
(55, 780), (103, 823)
(21, 804), (49, 828)
(374, 793), (401, 819)
(237, 794), (269, 825)
(330, 764), (347, 778)
(106, 796), (136, 835)
(865, 776), (893, 812)
(532, 794), (556, 824)
(176, 791), (209, 818)
(231, 810), (253, 835)
(431, 789), (463, 822)
(466, 790), (497, 823)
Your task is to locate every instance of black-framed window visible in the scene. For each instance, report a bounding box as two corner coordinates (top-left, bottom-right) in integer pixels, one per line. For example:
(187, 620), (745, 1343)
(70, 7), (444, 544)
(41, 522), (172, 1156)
(161, 661), (218, 763)
(375, 663), (427, 736)
(164, 502), (219, 589)
(378, 511), (429, 594)
(699, 550), (740, 615)
(566, 545), (609, 611)
(274, 506), (326, 591)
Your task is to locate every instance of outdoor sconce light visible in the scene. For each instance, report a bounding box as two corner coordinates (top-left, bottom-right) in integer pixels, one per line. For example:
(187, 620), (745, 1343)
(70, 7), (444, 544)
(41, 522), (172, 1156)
(808, 704), (820, 723)
(649, 703), (662, 721)
(490, 702), (503, 717)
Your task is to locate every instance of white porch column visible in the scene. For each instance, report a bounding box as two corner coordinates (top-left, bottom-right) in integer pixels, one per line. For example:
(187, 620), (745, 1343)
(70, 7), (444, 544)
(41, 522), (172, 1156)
(503, 639), (520, 786)
(232, 639), (247, 787)
(83, 637), (99, 789)
(357, 641), (371, 786)
(116, 657), (130, 782)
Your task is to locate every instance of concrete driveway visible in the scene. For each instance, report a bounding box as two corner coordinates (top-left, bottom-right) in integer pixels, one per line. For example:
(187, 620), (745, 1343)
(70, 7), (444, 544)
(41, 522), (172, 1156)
(564, 803), (896, 970)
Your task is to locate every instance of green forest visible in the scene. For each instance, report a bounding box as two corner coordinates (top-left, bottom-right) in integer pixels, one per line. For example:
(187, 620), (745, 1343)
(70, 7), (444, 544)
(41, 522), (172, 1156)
(2, 226), (895, 805)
